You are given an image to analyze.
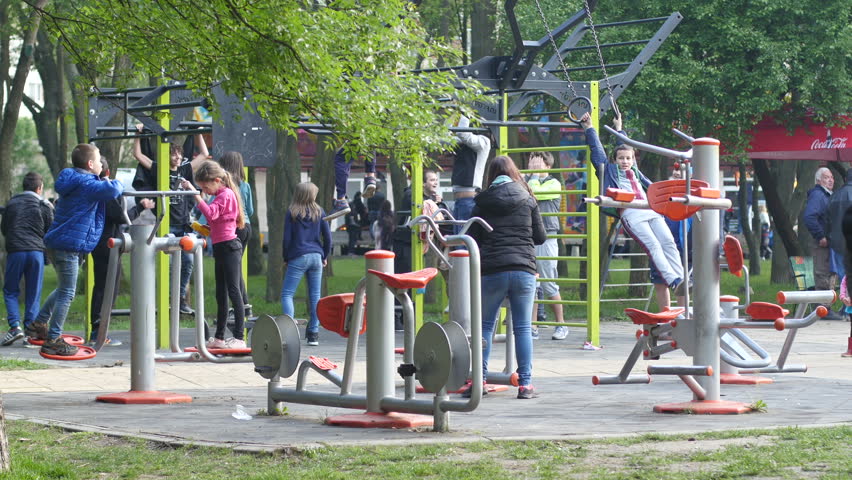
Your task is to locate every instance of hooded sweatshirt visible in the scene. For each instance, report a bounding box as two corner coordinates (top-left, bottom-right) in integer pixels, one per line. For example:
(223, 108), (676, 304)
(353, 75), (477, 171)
(282, 210), (332, 262)
(468, 177), (547, 276)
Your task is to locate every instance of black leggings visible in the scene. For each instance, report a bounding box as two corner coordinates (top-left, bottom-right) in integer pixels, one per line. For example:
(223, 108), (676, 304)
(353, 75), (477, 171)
(213, 238), (245, 340)
(236, 224), (252, 305)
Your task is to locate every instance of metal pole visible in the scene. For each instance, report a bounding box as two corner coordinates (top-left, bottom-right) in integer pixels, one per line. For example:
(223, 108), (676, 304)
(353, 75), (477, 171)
(169, 251), (182, 352)
(365, 250), (395, 412)
(448, 250), (471, 335)
(691, 138), (722, 401)
(129, 224), (156, 392)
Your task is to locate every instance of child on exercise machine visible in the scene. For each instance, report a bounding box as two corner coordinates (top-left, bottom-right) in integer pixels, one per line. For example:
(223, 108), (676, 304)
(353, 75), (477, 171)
(581, 112), (684, 305)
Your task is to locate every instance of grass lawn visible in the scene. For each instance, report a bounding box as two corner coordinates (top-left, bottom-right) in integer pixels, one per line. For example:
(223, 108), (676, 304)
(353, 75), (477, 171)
(0, 421), (849, 479)
(0, 358), (49, 371)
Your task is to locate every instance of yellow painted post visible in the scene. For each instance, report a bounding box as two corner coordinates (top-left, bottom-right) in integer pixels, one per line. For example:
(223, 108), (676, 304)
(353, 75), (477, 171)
(586, 81), (601, 346)
(156, 89), (171, 348)
(410, 153), (424, 330)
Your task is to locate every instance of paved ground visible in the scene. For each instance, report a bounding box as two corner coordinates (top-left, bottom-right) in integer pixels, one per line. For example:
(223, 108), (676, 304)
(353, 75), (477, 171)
(1, 319), (850, 451)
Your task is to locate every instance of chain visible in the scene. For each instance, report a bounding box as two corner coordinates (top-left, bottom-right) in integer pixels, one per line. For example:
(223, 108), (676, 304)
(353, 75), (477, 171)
(533, 0), (579, 100)
(582, 0), (620, 119)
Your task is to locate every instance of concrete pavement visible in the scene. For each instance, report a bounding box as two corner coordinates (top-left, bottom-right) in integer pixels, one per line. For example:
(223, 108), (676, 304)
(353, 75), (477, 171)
(1, 320), (850, 451)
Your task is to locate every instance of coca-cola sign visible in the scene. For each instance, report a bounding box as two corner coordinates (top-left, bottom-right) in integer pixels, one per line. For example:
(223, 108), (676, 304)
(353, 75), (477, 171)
(811, 137), (847, 150)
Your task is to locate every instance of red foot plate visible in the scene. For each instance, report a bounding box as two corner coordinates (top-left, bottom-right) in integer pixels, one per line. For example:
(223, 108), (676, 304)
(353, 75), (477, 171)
(39, 345), (97, 361)
(183, 346), (252, 355)
(26, 334), (85, 346)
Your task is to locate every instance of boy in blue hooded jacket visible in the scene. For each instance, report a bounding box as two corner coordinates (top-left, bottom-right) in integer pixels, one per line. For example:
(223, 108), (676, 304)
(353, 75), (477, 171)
(33, 144), (124, 356)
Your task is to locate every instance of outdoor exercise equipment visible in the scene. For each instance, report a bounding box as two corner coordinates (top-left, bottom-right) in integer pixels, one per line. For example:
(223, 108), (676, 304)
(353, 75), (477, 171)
(588, 128), (827, 414)
(94, 189), (252, 404)
(252, 215), (488, 432)
(715, 237), (835, 384)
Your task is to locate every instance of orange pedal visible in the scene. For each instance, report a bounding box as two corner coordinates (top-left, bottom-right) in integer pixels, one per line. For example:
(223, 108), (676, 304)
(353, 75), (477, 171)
(309, 356), (338, 371)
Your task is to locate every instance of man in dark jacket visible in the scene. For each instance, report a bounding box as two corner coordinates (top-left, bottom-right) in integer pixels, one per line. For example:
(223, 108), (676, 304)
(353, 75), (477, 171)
(804, 167), (841, 319)
(1, 172), (54, 346)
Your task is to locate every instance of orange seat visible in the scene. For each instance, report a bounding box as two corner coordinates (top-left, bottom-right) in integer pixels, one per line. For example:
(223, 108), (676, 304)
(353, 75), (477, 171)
(367, 267), (439, 290)
(624, 307), (685, 325)
(647, 179), (710, 221)
(723, 235), (744, 277)
(317, 293), (367, 337)
(745, 302), (789, 321)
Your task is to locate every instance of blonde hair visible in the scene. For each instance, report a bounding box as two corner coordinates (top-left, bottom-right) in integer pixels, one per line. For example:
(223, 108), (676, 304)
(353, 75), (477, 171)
(194, 160), (246, 229)
(218, 151), (245, 183)
(289, 182), (322, 222)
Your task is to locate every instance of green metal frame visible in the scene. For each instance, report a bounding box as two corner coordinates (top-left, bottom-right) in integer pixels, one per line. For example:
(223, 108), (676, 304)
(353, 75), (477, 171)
(497, 83), (601, 345)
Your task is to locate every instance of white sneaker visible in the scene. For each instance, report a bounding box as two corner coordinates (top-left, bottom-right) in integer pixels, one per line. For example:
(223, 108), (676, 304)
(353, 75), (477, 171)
(551, 326), (569, 340)
(206, 337), (226, 349)
(223, 337), (247, 349)
(582, 341), (602, 351)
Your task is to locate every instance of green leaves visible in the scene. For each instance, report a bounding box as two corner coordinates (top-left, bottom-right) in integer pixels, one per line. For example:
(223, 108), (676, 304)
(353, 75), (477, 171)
(43, 0), (487, 159)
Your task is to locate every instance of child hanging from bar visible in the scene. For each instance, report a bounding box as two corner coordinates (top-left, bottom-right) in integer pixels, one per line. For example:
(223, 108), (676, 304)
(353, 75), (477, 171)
(581, 112), (684, 304)
(323, 147), (379, 221)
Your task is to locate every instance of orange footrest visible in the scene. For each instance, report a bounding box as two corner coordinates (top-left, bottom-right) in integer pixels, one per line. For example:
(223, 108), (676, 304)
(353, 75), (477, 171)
(624, 307), (684, 325)
(745, 302), (789, 321)
(39, 345), (97, 361)
(309, 356), (338, 371)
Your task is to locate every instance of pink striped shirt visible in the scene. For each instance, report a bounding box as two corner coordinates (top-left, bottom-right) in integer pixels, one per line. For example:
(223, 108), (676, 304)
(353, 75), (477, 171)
(195, 186), (238, 245)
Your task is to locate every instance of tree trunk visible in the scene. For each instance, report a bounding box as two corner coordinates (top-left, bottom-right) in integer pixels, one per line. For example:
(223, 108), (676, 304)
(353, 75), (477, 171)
(65, 60), (87, 144)
(0, 0), (48, 205)
(470, 0), (497, 60)
(753, 158), (803, 283)
(94, 55), (133, 168)
(247, 168), (264, 275)
(266, 129), (301, 302)
(749, 171), (761, 275)
(0, 393), (10, 472)
(312, 135), (335, 293)
(738, 162), (758, 273)
(27, 28), (64, 181)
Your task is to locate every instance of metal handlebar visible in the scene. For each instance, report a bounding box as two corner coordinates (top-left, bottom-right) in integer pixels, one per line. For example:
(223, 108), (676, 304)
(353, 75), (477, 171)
(408, 214), (492, 265)
(122, 190), (198, 244)
(603, 126), (692, 160)
(672, 128), (695, 143)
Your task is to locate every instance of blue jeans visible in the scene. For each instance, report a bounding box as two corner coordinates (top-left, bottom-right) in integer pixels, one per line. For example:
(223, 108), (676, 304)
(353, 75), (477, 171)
(3, 250), (45, 329)
(170, 226), (194, 302)
(280, 253), (324, 333)
(481, 270), (537, 387)
(35, 250), (81, 339)
(830, 249), (845, 279)
(453, 196), (476, 235)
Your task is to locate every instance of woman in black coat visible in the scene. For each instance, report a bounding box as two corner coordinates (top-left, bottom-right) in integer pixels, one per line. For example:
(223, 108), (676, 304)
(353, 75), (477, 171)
(467, 155), (546, 399)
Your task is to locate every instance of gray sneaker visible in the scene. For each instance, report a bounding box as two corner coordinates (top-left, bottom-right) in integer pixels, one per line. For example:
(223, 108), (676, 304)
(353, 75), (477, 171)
(1, 328), (24, 346)
(551, 326), (569, 340)
(531, 328), (540, 340)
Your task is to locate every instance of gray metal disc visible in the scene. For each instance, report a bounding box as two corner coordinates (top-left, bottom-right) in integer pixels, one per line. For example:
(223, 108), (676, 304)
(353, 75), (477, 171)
(443, 321), (471, 392)
(413, 322), (452, 393)
(251, 314), (301, 379)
